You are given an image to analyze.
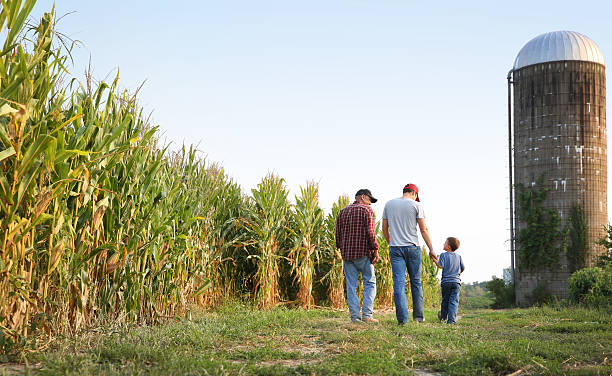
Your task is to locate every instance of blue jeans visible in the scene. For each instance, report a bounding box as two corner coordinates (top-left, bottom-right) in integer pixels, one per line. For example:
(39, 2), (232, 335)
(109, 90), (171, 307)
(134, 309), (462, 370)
(344, 256), (376, 321)
(389, 246), (424, 323)
(440, 282), (461, 324)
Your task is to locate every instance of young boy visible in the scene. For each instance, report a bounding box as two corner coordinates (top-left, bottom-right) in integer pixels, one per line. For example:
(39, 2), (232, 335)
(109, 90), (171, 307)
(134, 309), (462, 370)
(434, 237), (465, 324)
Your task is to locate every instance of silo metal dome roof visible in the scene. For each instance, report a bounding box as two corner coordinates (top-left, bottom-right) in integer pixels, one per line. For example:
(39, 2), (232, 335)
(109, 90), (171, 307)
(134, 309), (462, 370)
(513, 30), (605, 70)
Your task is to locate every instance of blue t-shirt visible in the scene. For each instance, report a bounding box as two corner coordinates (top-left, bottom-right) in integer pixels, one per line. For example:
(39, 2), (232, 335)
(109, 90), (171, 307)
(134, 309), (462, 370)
(439, 251), (464, 284)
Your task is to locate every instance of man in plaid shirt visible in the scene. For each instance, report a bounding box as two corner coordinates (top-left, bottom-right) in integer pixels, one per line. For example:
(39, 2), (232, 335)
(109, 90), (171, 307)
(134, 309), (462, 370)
(336, 189), (379, 323)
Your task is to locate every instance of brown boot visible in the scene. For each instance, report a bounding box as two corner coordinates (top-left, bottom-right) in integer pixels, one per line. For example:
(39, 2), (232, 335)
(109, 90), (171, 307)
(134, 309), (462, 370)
(362, 317), (379, 324)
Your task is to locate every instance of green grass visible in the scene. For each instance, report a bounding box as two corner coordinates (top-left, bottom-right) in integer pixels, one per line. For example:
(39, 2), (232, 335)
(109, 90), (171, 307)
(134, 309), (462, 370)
(10, 303), (612, 375)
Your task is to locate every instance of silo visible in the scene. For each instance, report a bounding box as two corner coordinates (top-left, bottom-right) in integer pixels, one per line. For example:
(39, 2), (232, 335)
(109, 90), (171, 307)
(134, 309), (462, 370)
(510, 31), (607, 305)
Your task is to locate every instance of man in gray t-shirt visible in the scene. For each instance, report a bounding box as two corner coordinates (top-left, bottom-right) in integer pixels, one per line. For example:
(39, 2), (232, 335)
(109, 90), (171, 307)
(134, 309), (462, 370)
(382, 183), (437, 324)
(382, 196), (425, 247)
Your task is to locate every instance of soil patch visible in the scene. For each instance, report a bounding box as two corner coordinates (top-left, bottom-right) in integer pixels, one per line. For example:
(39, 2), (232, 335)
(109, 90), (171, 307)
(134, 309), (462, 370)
(0, 363), (41, 375)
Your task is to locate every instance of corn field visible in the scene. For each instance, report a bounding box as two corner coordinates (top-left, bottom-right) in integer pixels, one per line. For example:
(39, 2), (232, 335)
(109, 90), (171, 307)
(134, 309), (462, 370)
(0, 0), (441, 350)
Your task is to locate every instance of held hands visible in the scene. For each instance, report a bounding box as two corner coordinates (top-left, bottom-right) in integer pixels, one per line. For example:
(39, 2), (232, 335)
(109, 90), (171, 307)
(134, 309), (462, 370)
(428, 250), (437, 262)
(429, 251), (443, 268)
(429, 250), (442, 268)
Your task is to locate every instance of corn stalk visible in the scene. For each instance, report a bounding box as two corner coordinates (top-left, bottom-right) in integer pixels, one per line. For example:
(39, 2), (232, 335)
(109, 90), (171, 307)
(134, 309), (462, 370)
(289, 182), (323, 308)
(320, 195), (349, 309)
(421, 246), (441, 308)
(241, 174), (291, 309)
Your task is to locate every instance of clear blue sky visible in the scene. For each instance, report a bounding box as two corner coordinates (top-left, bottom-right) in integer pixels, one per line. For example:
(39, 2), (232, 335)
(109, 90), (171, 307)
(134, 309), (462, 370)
(32, 0), (612, 283)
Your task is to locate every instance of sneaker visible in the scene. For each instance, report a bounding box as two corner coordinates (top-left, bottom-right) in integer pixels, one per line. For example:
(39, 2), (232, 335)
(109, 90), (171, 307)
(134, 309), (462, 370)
(414, 317), (425, 323)
(362, 317), (379, 324)
(351, 318), (364, 323)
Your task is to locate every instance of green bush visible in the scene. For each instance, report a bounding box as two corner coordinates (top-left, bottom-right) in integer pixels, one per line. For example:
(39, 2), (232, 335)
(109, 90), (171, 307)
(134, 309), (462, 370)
(486, 277), (515, 309)
(568, 265), (612, 307)
(528, 284), (552, 305)
(596, 224), (612, 267)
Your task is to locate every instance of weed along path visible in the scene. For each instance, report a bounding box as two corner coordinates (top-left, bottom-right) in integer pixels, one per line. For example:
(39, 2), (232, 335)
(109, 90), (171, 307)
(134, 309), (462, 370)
(11, 304), (612, 375)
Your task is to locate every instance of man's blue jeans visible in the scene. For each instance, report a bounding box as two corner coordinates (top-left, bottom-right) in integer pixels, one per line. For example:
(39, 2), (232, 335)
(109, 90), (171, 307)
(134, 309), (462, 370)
(344, 256), (376, 321)
(440, 282), (461, 324)
(389, 245), (424, 323)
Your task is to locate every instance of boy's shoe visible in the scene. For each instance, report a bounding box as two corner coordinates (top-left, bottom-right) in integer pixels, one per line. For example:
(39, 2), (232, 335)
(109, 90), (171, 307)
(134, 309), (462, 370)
(351, 318), (364, 323)
(362, 317), (379, 324)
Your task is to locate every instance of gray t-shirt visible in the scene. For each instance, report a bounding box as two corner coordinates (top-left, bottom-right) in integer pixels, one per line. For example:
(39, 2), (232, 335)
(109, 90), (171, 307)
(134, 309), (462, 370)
(382, 198), (424, 247)
(439, 251), (465, 284)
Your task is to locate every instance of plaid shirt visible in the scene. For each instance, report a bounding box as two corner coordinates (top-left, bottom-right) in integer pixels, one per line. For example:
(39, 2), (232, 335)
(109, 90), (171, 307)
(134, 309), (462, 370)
(335, 201), (378, 261)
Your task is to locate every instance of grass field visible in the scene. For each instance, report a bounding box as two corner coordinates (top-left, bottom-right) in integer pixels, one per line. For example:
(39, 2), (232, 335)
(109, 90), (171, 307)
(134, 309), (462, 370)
(4, 303), (610, 376)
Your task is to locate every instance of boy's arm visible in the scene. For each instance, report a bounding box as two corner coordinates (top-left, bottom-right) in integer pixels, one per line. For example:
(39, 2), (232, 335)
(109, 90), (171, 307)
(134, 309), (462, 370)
(460, 256), (465, 273)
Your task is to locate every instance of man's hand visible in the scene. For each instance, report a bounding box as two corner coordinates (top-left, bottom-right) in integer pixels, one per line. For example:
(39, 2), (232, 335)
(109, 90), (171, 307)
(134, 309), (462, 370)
(370, 251), (380, 265)
(429, 250), (437, 262)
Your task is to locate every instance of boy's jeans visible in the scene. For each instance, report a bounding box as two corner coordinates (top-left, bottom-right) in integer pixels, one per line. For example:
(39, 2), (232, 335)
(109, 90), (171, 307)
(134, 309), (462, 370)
(344, 256), (376, 321)
(440, 282), (461, 324)
(389, 245), (424, 323)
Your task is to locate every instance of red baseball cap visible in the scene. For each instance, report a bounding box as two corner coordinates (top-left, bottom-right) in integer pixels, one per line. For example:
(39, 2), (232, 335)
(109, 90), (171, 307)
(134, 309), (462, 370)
(403, 183), (420, 202)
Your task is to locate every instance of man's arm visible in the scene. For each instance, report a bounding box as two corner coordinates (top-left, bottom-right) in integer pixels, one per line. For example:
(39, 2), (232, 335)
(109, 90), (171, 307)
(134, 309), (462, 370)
(366, 208), (379, 264)
(382, 219), (390, 244)
(335, 214), (342, 251)
(417, 217), (436, 261)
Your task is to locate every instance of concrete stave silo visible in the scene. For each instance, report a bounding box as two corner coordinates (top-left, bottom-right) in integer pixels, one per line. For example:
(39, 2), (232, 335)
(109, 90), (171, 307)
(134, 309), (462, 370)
(510, 31), (607, 305)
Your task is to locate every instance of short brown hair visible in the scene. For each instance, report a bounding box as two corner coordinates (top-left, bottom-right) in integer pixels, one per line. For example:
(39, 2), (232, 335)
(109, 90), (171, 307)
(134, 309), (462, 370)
(446, 237), (460, 251)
